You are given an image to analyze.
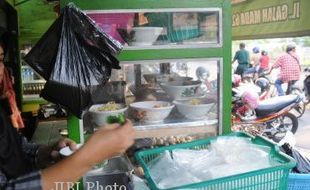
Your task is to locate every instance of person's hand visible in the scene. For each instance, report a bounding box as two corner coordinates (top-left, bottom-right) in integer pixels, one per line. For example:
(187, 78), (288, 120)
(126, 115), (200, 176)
(36, 138), (77, 169)
(79, 119), (135, 166)
(10, 111), (24, 129)
(50, 138), (77, 160)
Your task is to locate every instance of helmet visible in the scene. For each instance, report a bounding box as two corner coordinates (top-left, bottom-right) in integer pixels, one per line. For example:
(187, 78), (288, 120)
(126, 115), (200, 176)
(261, 50), (268, 56)
(196, 66), (210, 81)
(252, 47), (260, 54)
(286, 44), (296, 52)
(242, 91), (259, 109)
(255, 77), (270, 93)
(232, 74), (241, 87)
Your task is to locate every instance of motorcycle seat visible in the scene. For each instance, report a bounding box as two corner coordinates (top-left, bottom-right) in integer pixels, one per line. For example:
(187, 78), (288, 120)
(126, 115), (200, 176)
(255, 95), (299, 117)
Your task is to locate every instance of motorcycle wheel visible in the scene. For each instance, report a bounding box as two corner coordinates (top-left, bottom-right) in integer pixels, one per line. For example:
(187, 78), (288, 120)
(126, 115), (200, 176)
(267, 112), (298, 142)
(290, 87), (306, 118)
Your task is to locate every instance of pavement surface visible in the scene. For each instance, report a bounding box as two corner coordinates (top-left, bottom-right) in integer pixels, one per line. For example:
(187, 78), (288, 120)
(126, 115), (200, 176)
(295, 107), (310, 150)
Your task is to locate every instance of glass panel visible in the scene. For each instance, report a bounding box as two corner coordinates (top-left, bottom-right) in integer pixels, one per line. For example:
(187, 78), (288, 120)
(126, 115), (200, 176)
(108, 59), (220, 129)
(86, 9), (220, 48)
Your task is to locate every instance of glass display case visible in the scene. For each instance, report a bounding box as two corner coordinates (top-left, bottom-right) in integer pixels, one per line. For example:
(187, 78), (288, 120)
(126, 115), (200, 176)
(85, 9), (221, 48)
(123, 58), (221, 138)
(82, 58), (222, 138)
(61, 0), (232, 143)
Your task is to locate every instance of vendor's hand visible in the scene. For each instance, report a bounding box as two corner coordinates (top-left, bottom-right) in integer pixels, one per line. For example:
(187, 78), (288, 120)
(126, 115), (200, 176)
(10, 112), (25, 129)
(50, 138), (77, 160)
(36, 138), (77, 169)
(79, 119), (135, 166)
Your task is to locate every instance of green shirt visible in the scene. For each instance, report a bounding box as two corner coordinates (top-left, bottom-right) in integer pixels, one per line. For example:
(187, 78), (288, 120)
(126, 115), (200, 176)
(233, 49), (250, 65)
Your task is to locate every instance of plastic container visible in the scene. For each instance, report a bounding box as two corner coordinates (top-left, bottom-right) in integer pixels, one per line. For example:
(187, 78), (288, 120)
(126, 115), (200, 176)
(87, 13), (134, 43)
(288, 173), (310, 190)
(135, 132), (296, 190)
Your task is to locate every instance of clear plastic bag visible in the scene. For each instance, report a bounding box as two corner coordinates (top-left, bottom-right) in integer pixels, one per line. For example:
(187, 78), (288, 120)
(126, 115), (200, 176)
(148, 137), (274, 188)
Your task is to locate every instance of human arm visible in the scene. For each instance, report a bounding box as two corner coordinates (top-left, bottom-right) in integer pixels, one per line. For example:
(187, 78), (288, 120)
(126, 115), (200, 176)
(232, 51), (239, 64)
(41, 119), (135, 190)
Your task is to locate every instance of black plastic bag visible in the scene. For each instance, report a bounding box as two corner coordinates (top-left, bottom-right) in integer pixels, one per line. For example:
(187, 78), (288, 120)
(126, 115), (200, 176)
(24, 3), (123, 117)
(282, 143), (310, 173)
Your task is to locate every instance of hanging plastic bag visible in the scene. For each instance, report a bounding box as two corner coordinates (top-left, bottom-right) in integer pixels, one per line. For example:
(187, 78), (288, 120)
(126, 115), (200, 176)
(24, 3), (123, 117)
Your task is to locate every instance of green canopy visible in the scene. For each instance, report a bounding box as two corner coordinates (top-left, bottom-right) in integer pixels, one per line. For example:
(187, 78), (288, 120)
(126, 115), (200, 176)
(232, 0), (310, 40)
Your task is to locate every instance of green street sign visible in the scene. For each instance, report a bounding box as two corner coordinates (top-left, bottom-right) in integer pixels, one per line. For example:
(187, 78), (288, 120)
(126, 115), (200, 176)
(232, 0), (310, 39)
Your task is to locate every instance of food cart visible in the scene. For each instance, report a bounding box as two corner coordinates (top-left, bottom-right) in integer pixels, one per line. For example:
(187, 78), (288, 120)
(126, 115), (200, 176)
(58, 0), (232, 188)
(61, 0), (232, 144)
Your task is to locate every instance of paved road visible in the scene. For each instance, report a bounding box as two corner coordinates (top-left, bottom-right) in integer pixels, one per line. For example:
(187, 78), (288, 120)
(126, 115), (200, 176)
(295, 107), (310, 150)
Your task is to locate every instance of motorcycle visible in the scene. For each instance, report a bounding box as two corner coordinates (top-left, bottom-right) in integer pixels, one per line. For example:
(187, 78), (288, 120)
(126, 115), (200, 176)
(232, 84), (302, 141)
(255, 71), (306, 118)
(290, 67), (310, 103)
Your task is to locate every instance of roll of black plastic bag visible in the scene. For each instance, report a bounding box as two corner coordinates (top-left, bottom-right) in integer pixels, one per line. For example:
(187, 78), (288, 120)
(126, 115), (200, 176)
(24, 3), (123, 118)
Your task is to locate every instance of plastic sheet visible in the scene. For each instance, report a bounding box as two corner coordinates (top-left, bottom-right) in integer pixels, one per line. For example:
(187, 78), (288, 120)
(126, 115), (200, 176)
(132, 175), (150, 190)
(148, 137), (273, 189)
(282, 143), (310, 174)
(24, 3), (123, 117)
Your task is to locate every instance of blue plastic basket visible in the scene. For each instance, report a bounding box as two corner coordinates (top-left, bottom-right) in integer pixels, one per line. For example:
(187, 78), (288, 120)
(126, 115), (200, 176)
(288, 173), (310, 190)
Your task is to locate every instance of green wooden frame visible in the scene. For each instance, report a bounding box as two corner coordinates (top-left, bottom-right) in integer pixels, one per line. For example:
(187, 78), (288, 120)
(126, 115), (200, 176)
(61, 0), (232, 143)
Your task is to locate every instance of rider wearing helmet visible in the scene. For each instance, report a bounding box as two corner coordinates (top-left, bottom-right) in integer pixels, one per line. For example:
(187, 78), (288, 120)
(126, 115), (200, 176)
(196, 66), (210, 81)
(242, 46), (261, 79)
(196, 66), (217, 97)
(255, 77), (270, 94)
(269, 44), (301, 96)
(257, 50), (270, 75)
(251, 46), (260, 67)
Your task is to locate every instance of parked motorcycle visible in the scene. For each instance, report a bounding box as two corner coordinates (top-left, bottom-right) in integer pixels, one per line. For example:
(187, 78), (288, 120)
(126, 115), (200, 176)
(291, 67), (310, 103)
(232, 85), (302, 141)
(255, 71), (306, 118)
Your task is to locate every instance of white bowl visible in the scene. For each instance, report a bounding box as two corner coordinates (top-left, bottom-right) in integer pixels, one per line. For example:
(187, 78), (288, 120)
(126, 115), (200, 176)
(173, 98), (215, 120)
(130, 27), (163, 46)
(89, 103), (128, 127)
(143, 74), (192, 84)
(130, 101), (174, 123)
(160, 80), (201, 100)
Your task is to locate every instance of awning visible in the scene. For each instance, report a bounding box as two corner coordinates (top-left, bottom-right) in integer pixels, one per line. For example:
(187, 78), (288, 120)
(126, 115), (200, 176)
(232, 0), (310, 40)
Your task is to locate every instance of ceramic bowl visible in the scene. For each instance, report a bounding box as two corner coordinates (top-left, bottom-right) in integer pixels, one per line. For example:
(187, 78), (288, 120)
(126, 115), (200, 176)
(160, 80), (201, 100)
(89, 103), (128, 127)
(173, 98), (216, 120)
(143, 74), (192, 84)
(130, 101), (174, 123)
(130, 27), (163, 46)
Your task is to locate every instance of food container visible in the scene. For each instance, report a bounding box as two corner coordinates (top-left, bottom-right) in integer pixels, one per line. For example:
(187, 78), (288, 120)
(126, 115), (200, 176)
(130, 101), (174, 123)
(160, 80), (201, 100)
(89, 103), (127, 127)
(173, 98), (215, 120)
